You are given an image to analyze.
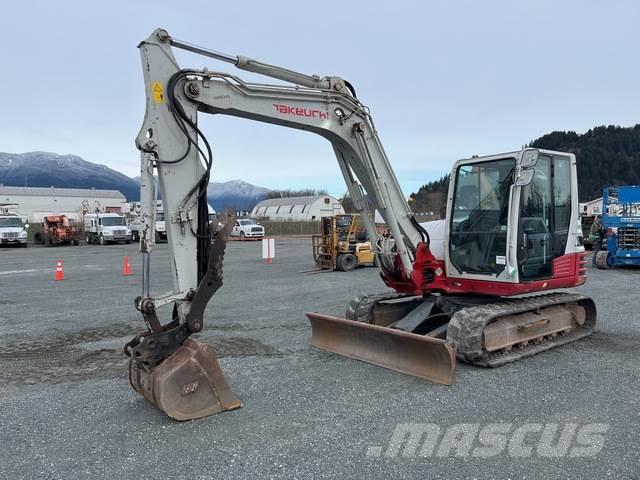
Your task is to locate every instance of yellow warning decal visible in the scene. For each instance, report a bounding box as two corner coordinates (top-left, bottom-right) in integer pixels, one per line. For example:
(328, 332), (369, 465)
(151, 82), (164, 104)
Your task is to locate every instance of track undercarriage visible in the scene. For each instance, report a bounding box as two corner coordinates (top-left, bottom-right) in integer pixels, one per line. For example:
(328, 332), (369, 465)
(350, 291), (596, 365)
(307, 290), (596, 381)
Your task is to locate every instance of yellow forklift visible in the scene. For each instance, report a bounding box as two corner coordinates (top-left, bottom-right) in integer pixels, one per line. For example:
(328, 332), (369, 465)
(312, 214), (376, 271)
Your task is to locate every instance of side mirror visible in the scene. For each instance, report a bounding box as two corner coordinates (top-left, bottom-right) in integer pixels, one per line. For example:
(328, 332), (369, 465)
(519, 148), (539, 168)
(24, 223), (29, 230)
(515, 168), (535, 186)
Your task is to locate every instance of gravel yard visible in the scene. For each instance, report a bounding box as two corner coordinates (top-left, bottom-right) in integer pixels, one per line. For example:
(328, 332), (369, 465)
(0, 239), (638, 479)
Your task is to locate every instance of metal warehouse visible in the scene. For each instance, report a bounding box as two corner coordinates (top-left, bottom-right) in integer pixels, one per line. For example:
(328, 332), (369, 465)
(0, 186), (126, 222)
(251, 195), (344, 221)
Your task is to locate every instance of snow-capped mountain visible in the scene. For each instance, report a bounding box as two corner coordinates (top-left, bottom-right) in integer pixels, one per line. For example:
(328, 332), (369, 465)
(0, 152), (271, 209)
(207, 179), (271, 211)
(0, 152), (140, 201)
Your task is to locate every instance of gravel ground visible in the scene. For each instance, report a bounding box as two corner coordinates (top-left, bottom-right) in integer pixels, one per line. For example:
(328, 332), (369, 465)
(0, 240), (638, 479)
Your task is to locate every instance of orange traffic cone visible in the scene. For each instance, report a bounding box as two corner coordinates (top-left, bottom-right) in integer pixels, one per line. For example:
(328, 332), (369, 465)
(54, 258), (64, 281)
(122, 256), (133, 276)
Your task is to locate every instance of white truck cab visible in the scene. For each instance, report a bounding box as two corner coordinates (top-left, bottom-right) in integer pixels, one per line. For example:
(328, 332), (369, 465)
(128, 203), (219, 243)
(127, 201), (169, 243)
(231, 218), (265, 240)
(84, 212), (132, 245)
(0, 207), (28, 248)
(208, 205), (224, 233)
(154, 209), (167, 242)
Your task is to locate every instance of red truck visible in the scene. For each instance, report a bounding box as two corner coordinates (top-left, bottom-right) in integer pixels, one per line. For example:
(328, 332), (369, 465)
(34, 215), (80, 246)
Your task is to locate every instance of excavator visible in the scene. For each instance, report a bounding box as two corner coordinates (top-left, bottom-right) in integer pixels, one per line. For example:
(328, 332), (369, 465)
(125, 29), (596, 421)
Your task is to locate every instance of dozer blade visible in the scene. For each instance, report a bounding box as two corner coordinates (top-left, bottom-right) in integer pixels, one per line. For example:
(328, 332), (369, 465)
(129, 339), (241, 421)
(306, 313), (457, 385)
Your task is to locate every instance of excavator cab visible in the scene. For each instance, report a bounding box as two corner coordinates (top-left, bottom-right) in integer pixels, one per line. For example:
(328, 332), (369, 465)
(445, 149), (582, 286)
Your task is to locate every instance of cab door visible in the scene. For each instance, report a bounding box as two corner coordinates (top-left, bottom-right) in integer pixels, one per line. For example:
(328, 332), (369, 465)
(518, 153), (573, 281)
(448, 157), (516, 278)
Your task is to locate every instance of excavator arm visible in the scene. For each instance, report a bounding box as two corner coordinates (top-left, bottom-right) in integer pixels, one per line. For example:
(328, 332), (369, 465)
(135, 28), (428, 283)
(126, 29), (456, 420)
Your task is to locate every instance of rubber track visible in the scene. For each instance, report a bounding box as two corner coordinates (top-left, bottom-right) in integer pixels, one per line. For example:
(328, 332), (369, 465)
(447, 292), (596, 367)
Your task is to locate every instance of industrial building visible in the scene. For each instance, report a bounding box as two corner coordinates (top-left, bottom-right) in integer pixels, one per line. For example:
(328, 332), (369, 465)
(251, 195), (344, 221)
(0, 186), (126, 222)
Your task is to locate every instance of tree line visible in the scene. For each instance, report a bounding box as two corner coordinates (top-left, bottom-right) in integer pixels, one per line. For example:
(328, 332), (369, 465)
(408, 124), (640, 214)
(531, 124), (640, 201)
(265, 188), (328, 199)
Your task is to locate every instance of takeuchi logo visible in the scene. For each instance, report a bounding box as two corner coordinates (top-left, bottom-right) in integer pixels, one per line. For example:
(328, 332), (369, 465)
(273, 103), (329, 120)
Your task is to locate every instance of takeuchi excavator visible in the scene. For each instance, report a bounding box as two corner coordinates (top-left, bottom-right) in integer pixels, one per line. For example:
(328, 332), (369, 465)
(125, 28), (596, 421)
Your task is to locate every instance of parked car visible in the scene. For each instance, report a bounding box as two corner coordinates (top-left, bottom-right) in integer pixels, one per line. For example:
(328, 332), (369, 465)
(231, 218), (265, 240)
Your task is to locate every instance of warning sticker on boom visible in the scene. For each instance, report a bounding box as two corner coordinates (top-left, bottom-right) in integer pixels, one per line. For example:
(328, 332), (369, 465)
(151, 82), (164, 104)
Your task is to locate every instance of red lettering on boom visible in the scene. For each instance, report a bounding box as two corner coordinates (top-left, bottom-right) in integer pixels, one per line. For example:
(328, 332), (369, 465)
(272, 103), (329, 121)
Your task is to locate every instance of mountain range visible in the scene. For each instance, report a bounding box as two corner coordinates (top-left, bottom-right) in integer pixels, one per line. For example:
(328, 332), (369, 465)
(207, 180), (270, 211)
(0, 151), (271, 211)
(0, 152), (140, 201)
(6, 123), (638, 215)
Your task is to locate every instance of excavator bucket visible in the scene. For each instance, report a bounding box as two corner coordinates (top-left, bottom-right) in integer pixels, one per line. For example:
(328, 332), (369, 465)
(306, 313), (457, 385)
(129, 339), (241, 421)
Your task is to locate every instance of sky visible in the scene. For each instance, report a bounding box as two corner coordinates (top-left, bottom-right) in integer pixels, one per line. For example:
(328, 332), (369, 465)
(1, 0), (638, 197)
